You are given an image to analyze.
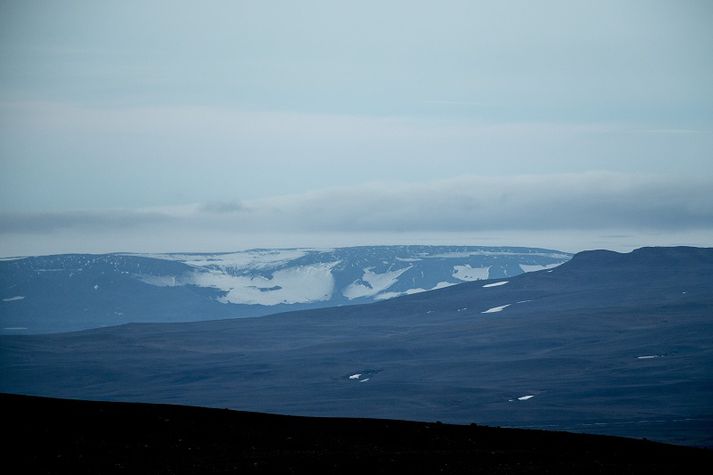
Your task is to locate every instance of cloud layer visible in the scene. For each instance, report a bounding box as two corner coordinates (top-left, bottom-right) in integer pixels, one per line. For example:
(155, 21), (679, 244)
(1, 173), (712, 256)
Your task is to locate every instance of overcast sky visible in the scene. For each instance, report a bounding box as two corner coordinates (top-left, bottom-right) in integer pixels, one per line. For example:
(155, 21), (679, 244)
(1, 0), (712, 255)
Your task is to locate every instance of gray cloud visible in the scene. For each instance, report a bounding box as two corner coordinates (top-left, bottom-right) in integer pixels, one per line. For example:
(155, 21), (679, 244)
(0, 209), (176, 234)
(2, 174), (712, 239)
(221, 173), (713, 233)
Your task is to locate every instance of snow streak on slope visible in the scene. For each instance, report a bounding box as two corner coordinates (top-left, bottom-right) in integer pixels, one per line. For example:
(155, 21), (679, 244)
(519, 263), (563, 273)
(374, 281), (454, 301)
(483, 281), (509, 288)
(343, 266), (413, 300)
(482, 304), (511, 314)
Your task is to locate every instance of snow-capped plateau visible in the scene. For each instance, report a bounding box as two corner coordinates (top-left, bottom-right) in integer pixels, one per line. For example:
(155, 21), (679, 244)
(0, 245), (570, 333)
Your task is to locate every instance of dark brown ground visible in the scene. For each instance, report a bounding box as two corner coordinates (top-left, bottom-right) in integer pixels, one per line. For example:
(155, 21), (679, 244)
(2, 393), (711, 474)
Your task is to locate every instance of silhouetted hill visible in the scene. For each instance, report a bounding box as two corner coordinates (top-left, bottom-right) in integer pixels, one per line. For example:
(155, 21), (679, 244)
(3, 393), (711, 474)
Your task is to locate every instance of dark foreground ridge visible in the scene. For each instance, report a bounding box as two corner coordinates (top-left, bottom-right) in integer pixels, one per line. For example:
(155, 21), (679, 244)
(3, 393), (711, 474)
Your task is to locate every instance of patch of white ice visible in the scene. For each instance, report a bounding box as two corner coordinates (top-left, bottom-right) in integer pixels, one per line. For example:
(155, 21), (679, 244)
(482, 304), (511, 314)
(452, 265), (490, 282)
(482, 281), (509, 288)
(136, 275), (178, 287)
(343, 266), (412, 300)
(194, 261), (339, 306)
(373, 281), (456, 301)
(2, 296), (25, 302)
(423, 251), (570, 259)
(518, 395), (535, 401)
(519, 263), (562, 273)
(349, 373), (362, 380)
(636, 355), (662, 360)
(374, 291), (403, 301)
(143, 249), (310, 271)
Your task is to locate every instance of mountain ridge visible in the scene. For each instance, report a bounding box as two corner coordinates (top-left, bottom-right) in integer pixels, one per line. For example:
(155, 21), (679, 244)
(0, 245), (571, 333)
(2, 246), (712, 446)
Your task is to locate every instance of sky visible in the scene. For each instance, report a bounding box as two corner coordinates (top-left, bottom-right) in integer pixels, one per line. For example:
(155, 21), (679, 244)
(1, 0), (712, 255)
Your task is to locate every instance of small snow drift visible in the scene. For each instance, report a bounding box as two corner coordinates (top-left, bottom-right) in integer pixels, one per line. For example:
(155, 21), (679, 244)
(2, 296), (25, 302)
(482, 304), (511, 314)
(483, 281), (509, 288)
(520, 263), (562, 273)
(452, 265), (490, 281)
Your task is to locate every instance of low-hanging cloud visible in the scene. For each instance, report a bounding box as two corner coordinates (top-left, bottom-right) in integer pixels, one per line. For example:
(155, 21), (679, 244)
(0, 172), (713, 256)
(2, 173), (712, 239)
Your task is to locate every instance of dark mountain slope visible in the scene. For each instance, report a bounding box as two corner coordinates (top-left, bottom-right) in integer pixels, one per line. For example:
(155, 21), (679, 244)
(1, 247), (712, 447)
(3, 393), (711, 475)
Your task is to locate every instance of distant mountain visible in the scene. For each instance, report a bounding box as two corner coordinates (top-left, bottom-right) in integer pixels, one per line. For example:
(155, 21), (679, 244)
(2, 246), (711, 446)
(0, 245), (570, 333)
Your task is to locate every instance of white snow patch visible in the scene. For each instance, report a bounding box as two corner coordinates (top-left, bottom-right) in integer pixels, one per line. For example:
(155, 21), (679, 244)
(136, 275), (178, 287)
(452, 265), (490, 281)
(433, 281), (455, 290)
(0, 256), (25, 261)
(2, 296), (25, 302)
(349, 374), (362, 380)
(359, 378), (370, 383)
(373, 281), (455, 301)
(518, 395), (535, 401)
(637, 355), (662, 360)
(423, 251), (570, 259)
(457, 307), (468, 312)
(482, 304), (511, 314)
(343, 266), (412, 300)
(374, 291), (404, 301)
(142, 249), (311, 271)
(193, 261), (339, 305)
(395, 257), (422, 262)
(519, 263), (562, 273)
(482, 280), (509, 288)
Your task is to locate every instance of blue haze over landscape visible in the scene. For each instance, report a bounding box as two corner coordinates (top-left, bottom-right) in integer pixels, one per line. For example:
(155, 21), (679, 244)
(1, 0), (713, 456)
